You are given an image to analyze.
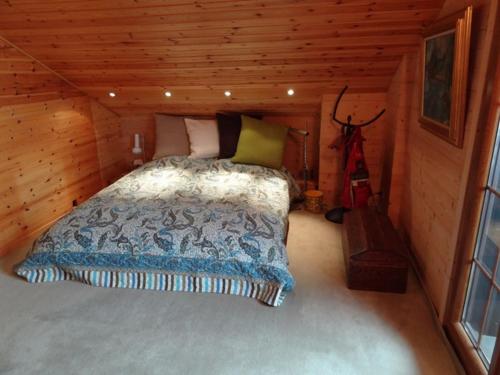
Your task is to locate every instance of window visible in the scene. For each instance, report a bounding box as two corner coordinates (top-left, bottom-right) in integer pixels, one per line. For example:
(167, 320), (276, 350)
(462, 116), (500, 369)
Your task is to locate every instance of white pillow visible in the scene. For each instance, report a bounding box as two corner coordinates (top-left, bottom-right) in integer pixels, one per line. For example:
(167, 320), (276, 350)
(184, 118), (220, 159)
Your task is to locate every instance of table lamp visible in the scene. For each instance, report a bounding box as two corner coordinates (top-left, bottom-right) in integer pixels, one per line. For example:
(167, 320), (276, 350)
(132, 133), (144, 167)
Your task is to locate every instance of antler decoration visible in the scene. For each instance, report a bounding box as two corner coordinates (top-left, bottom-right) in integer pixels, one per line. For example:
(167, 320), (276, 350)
(331, 86), (386, 128)
(329, 86), (386, 150)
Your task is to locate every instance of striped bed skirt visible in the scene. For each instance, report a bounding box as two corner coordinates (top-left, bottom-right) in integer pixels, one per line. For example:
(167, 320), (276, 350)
(16, 267), (287, 307)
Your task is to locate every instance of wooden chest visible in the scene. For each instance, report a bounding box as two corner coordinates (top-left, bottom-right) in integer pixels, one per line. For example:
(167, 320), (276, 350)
(341, 208), (409, 293)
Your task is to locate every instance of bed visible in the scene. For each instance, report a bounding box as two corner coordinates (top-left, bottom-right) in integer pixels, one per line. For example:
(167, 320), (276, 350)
(16, 156), (300, 306)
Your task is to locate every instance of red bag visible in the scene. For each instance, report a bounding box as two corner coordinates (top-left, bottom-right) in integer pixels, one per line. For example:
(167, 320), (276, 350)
(341, 128), (372, 209)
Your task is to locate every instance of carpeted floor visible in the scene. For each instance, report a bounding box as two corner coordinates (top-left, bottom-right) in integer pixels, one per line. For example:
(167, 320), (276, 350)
(0, 211), (460, 375)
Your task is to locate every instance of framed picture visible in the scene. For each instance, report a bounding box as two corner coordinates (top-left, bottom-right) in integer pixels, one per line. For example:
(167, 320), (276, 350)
(419, 6), (472, 148)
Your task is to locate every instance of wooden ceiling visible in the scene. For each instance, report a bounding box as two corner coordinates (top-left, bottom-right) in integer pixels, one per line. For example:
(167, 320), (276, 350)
(0, 0), (444, 115)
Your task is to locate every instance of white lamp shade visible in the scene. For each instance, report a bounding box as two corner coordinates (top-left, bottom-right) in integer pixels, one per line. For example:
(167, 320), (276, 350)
(132, 133), (143, 155)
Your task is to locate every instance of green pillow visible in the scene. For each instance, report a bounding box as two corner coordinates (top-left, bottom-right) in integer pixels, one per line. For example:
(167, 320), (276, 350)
(231, 115), (288, 169)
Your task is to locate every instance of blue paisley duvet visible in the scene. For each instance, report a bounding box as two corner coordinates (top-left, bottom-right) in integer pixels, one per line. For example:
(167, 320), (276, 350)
(16, 157), (300, 306)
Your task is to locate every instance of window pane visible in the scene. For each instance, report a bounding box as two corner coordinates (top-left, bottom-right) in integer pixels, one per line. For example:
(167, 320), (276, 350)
(476, 192), (499, 275)
(490, 119), (500, 191)
(463, 266), (492, 342)
(489, 120), (500, 191)
(492, 164), (500, 191)
(479, 288), (499, 365)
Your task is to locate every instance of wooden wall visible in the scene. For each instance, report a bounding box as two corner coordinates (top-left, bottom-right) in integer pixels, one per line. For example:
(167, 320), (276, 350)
(382, 55), (415, 225)
(263, 114), (320, 186)
(387, 0), (496, 319)
(318, 93), (387, 208)
(121, 115), (156, 166)
(90, 101), (128, 186)
(120, 114), (320, 183)
(0, 40), (125, 255)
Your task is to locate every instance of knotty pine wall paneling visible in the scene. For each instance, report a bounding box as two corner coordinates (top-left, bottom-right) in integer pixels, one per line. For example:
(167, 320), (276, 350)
(319, 93), (387, 209)
(0, 96), (102, 255)
(0, 40), (125, 256)
(121, 115), (156, 168)
(0, 40), (82, 104)
(381, 54), (416, 225)
(387, 0), (496, 320)
(90, 101), (127, 185)
(262, 114), (320, 185)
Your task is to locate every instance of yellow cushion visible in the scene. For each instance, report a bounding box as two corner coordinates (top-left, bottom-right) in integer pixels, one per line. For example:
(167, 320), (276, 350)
(231, 116), (288, 169)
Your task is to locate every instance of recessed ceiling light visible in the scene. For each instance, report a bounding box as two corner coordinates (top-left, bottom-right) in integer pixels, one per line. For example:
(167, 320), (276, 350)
(224, 90), (232, 97)
(108, 92), (116, 97)
(287, 88), (295, 96)
(164, 91), (172, 97)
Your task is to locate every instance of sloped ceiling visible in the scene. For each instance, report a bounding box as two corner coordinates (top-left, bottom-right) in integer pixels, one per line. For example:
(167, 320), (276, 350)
(0, 0), (444, 115)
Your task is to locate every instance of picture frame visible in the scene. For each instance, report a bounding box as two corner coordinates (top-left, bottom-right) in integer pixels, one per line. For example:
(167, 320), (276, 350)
(419, 6), (472, 148)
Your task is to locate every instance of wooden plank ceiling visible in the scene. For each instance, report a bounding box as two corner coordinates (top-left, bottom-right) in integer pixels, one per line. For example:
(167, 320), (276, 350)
(0, 0), (444, 115)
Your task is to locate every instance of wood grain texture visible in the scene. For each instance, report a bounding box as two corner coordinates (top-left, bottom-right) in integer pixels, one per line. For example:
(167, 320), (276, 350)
(0, 96), (102, 255)
(90, 101), (127, 186)
(0, 0), (444, 116)
(383, 54), (416, 225)
(319, 92), (387, 209)
(0, 40), (126, 255)
(263, 114), (320, 183)
(342, 208), (409, 293)
(120, 115), (156, 168)
(0, 39), (81, 105)
(390, 0), (495, 319)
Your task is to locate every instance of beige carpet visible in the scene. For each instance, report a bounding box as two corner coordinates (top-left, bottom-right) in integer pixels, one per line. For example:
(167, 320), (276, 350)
(0, 211), (460, 375)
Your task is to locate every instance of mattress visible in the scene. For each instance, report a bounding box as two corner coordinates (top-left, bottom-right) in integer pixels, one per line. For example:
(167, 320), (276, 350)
(16, 156), (299, 306)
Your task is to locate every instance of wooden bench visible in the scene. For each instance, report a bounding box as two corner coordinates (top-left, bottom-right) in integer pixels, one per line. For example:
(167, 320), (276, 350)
(341, 207), (409, 293)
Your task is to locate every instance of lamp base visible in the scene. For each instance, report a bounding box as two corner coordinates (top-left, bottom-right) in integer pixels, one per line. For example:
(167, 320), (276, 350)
(133, 159), (144, 167)
(325, 207), (349, 224)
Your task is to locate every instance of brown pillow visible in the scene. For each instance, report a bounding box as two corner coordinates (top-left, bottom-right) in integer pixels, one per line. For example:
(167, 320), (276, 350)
(216, 113), (262, 159)
(153, 114), (190, 159)
(216, 113), (242, 159)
